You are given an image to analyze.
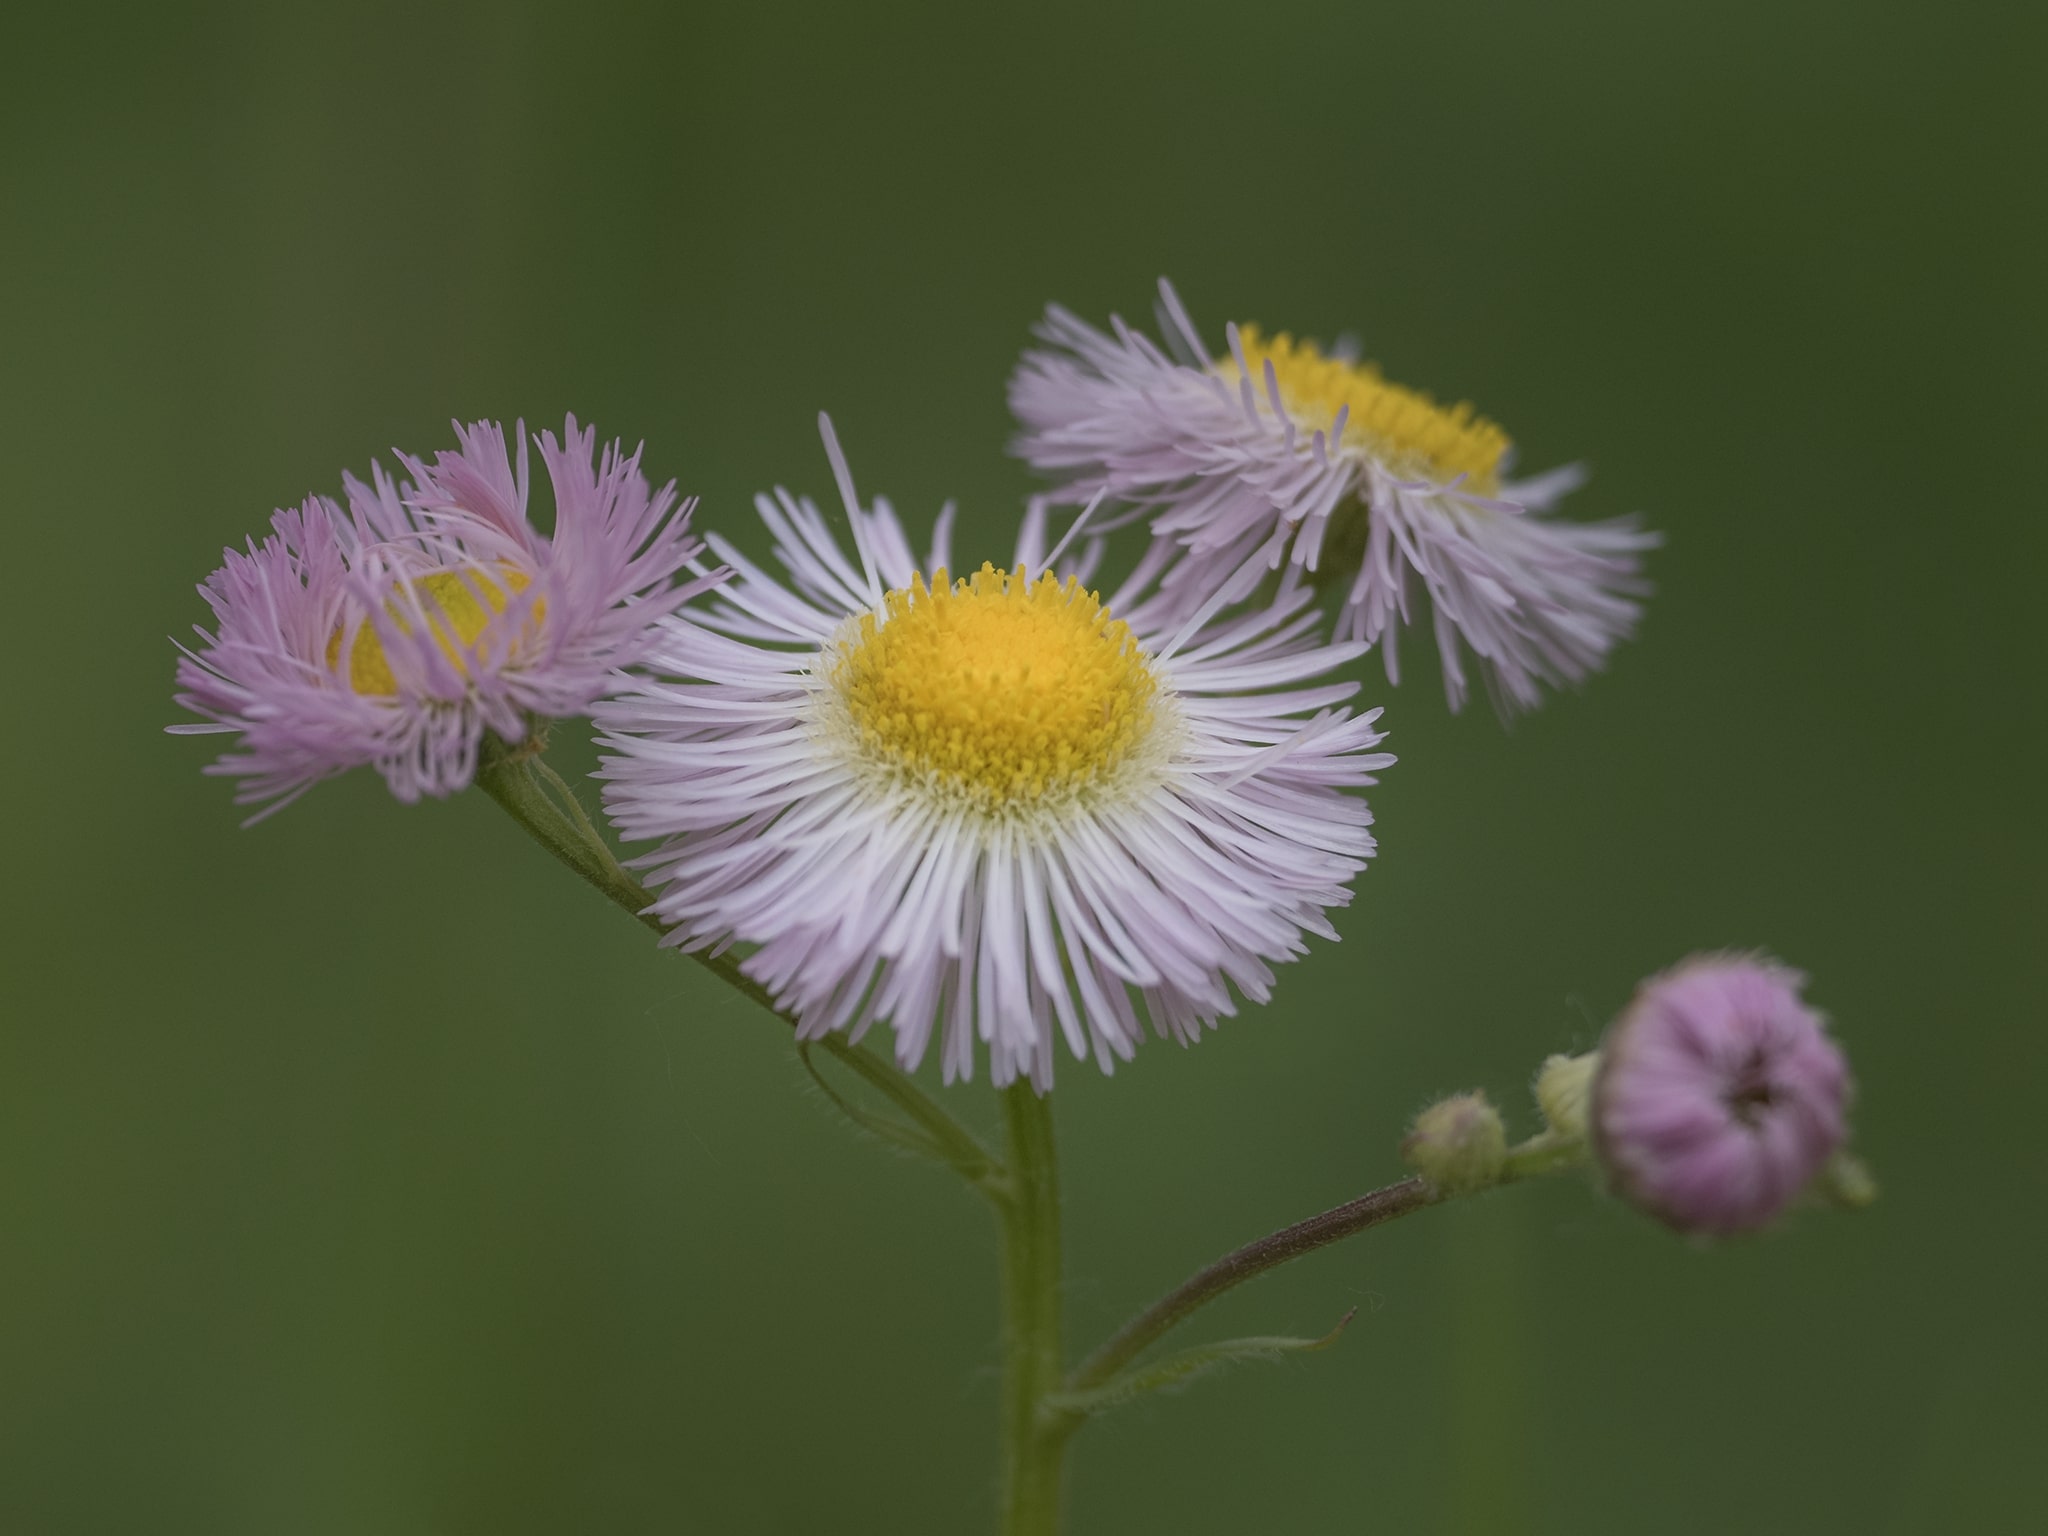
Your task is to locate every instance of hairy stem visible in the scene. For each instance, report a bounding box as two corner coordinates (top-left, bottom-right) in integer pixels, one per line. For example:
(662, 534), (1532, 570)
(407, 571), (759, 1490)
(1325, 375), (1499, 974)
(1068, 1177), (1441, 1394)
(997, 1085), (1073, 1536)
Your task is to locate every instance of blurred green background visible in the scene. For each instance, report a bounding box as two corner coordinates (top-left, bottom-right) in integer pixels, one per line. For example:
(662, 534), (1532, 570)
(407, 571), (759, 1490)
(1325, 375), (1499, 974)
(3, 2), (2043, 1531)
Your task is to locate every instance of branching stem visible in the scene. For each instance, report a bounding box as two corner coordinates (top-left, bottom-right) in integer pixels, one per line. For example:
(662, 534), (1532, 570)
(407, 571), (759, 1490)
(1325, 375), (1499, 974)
(1068, 1177), (1441, 1395)
(475, 737), (1524, 1535)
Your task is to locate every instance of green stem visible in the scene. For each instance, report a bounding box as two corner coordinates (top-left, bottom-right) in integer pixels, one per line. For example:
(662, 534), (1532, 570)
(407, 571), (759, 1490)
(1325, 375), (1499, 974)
(1500, 1131), (1588, 1182)
(815, 1040), (1010, 1196)
(531, 754), (615, 858)
(476, 743), (661, 929)
(475, 742), (999, 1178)
(1067, 1176), (1440, 1395)
(475, 740), (1468, 1527)
(997, 1084), (1074, 1536)
(474, 741), (777, 1014)
(478, 739), (1068, 1529)
(1064, 1139), (1593, 1398)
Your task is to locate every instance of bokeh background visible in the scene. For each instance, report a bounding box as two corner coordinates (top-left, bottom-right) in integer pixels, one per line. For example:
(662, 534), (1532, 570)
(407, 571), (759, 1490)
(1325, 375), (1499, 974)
(4, 2), (2043, 1531)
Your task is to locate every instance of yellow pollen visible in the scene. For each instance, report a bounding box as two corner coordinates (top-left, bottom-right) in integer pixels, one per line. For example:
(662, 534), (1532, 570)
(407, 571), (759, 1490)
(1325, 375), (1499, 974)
(832, 563), (1159, 807)
(327, 566), (540, 696)
(1222, 325), (1511, 493)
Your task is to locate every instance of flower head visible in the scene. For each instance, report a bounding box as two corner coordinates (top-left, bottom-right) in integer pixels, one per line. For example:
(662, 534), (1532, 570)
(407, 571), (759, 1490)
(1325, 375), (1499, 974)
(1592, 955), (1851, 1237)
(1009, 279), (1657, 713)
(171, 418), (717, 816)
(597, 417), (1394, 1089)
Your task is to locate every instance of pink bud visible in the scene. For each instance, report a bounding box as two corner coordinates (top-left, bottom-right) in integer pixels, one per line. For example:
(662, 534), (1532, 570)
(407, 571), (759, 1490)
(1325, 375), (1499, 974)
(1592, 955), (1851, 1237)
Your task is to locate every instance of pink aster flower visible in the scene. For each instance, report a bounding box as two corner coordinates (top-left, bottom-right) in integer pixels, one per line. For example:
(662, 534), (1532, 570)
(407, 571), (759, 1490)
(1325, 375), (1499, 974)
(1009, 279), (1657, 713)
(1591, 955), (1851, 1237)
(171, 418), (718, 817)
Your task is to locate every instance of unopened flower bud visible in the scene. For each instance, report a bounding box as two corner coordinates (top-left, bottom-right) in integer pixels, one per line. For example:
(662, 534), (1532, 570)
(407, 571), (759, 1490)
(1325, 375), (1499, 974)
(1533, 1052), (1598, 1141)
(1402, 1092), (1508, 1194)
(1592, 954), (1854, 1238)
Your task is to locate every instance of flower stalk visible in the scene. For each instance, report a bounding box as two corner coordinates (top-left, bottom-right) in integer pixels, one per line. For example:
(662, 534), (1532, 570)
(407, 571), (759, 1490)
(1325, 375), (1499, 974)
(475, 736), (778, 1014)
(996, 1086), (1074, 1535)
(1067, 1176), (1440, 1398)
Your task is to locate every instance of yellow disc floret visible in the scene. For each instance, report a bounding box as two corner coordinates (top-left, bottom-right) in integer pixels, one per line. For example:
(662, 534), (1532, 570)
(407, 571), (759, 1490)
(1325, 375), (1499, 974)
(1224, 325), (1511, 494)
(328, 566), (539, 696)
(832, 563), (1160, 809)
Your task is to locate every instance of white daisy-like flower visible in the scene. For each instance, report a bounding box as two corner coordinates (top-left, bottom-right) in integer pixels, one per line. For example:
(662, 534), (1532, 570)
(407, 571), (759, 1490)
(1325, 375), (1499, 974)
(1009, 279), (1658, 713)
(596, 418), (1394, 1089)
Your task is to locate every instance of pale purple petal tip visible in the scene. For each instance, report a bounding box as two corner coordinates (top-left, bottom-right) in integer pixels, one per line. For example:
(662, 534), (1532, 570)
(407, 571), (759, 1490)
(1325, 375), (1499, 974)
(1592, 954), (1852, 1237)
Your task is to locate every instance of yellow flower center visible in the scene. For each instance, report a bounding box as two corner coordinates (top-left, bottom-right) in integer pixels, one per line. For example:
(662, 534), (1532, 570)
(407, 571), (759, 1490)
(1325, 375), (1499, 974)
(832, 563), (1160, 808)
(1222, 325), (1511, 494)
(327, 566), (539, 696)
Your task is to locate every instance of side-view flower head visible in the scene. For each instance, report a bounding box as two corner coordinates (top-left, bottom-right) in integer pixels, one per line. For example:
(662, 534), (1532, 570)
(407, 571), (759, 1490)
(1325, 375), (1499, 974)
(1010, 279), (1658, 713)
(597, 416), (1395, 1088)
(171, 417), (717, 816)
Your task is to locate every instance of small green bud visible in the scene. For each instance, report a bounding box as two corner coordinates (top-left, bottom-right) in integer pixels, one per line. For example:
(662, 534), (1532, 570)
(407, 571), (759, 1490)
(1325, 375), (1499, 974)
(1401, 1092), (1508, 1195)
(1533, 1052), (1598, 1142)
